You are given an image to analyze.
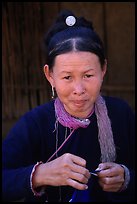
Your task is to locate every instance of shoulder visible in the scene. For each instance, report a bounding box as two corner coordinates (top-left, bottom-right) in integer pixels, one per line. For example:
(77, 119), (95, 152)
(102, 95), (134, 117)
(24, 100), (55, 119)
(11, 100), (55, 131)
(103, 95), (132, 109)
(3, 100), (56, 142)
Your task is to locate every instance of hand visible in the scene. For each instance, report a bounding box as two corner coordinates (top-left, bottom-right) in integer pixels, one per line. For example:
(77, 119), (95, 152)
(96, 162), (125, 192)
(33, 153), (91, 190)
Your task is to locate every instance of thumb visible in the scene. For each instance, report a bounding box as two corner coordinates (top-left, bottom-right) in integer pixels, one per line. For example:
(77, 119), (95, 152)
(96, 162), (114, 171)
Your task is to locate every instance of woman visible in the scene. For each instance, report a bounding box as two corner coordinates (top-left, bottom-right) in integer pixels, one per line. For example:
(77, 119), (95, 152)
(2, 10), (135, 202)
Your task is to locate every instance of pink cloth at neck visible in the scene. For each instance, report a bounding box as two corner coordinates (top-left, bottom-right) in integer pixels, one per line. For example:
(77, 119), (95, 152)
(54, 97), (94, 129)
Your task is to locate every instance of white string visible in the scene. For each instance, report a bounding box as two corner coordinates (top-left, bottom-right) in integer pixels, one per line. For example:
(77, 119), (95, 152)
(46, 126), (75, 163)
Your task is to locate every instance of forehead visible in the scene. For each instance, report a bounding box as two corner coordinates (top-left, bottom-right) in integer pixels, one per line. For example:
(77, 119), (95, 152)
(54, 51), (100, 68)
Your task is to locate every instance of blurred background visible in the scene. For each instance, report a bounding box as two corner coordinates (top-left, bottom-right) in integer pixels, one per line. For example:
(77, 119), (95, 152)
(2, 2), (135, 138)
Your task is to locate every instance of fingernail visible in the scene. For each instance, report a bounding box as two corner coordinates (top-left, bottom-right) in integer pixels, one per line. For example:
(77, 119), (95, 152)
(95, 169), (102, 173)
(95, 167), (101, 171)
(85, 185), (88, 189)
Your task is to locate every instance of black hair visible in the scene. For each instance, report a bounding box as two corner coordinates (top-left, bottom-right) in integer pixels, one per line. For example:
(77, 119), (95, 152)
(43, 9), (106, 69)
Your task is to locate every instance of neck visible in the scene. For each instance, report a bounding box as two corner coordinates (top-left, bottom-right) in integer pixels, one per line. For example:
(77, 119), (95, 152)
(63, 103), (94, 120)
(54, 97), (92, 129)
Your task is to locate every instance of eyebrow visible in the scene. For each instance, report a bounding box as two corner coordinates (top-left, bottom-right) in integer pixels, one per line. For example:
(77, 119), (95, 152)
(60, 71), (71, 74)
(60, 68), (94, 74)
(84, 68), (94, 73)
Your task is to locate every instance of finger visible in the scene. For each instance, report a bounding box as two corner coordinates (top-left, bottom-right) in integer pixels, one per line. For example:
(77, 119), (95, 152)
(71, 154), (86, 167)
(68, 154), (91, 179)
(67, 178), (88, 190)
(99, 175), (124, 185)
(70, 162), (91, 179)
(99, 180), (123, 192)
(70, 171), (90, 184)
(97, 164), (124, 178)
(97, 162), (115, 171)
(97, 168), (114, 178)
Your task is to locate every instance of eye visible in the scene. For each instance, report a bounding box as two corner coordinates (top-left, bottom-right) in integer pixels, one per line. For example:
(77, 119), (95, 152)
(63, 76), (71, 80)
(84, 74), (93, 78)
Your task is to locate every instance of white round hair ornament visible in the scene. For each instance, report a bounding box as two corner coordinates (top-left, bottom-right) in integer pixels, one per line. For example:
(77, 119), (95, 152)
(65, 16), (76, 26)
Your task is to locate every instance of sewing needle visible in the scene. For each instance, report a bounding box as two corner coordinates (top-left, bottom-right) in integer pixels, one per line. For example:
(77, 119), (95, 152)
(90, 169), (102, 176)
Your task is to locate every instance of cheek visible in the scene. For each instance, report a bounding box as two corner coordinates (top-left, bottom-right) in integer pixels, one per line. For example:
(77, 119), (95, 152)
(90, 77), (103, 88)
(55, 82), (70, 95)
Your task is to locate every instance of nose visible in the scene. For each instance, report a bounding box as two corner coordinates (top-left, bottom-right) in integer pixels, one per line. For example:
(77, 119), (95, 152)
(73, 81), (85, 95)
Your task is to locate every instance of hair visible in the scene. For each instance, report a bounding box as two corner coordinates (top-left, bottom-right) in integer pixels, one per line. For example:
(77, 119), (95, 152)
(43, 9), (106, 70)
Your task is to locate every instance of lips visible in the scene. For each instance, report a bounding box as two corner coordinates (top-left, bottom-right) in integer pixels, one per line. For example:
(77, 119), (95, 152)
(72, 100), (87, 107)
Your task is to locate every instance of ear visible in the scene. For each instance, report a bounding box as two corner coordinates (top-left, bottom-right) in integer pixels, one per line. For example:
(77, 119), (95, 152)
(101, 59), (107, 79)
(43, 64), (54, 87)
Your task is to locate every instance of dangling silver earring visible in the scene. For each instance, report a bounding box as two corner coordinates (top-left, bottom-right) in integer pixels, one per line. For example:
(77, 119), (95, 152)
(51, 86), (55, 99)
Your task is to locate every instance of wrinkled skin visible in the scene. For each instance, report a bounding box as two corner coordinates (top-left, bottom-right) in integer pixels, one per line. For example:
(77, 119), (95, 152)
(96, 162), (124, 192)
(33, 153), (124, 192)
(33, 153), (90, 190)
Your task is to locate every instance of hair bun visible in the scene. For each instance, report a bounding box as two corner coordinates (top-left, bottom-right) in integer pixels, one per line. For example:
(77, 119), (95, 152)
(55, 9), (76, 23)
(44, 10), (94, 47)
(56, 9), (93, 28)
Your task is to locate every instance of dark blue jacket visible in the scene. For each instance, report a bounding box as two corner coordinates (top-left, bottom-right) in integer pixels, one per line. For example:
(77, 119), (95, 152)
(2, 96), (135, 202)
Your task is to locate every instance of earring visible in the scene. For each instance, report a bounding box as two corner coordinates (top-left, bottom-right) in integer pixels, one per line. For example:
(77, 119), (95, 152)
(51, 86), (55, 99)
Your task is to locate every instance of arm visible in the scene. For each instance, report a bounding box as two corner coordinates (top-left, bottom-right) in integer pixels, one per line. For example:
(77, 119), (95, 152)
(2, 115), (91, 201)
(2, 115), (41, 201)
(96, 99), (135, 201)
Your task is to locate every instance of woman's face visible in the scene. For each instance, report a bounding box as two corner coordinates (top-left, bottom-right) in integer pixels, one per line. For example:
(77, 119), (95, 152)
(44, 51), (106, 118)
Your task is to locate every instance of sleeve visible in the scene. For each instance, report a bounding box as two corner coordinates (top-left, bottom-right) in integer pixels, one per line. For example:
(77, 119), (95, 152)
(122, 103), (135, 196)
(119, 164), (130, 191)
(2, 113), (43, 201)
(108, 100), (135, 202)
(30, 161), (45, 196)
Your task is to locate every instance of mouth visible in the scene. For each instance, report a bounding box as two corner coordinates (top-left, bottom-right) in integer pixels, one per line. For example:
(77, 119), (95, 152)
(72, 100), (87, 107)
